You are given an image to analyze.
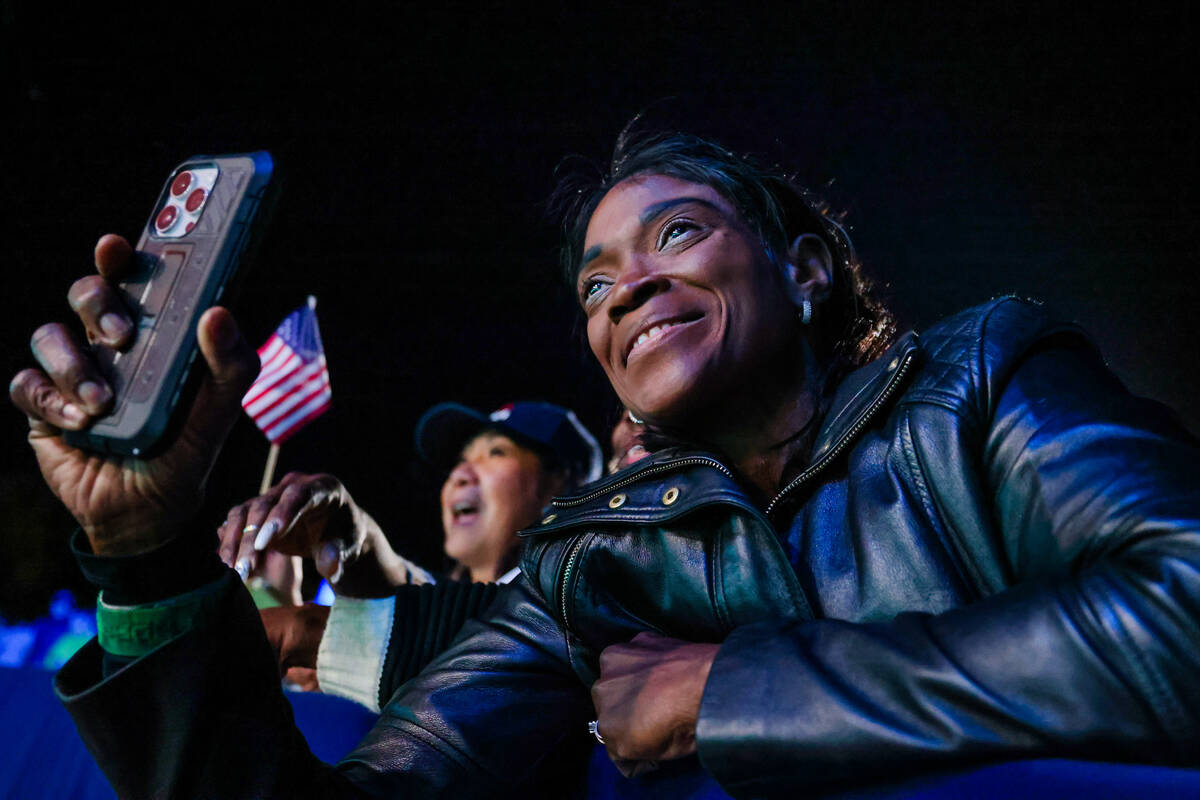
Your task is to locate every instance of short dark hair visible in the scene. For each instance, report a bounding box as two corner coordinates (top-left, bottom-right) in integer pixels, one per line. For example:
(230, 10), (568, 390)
(553, 128), (896, 387)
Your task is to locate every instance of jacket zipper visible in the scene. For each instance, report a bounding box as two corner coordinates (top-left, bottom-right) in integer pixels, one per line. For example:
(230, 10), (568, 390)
(551, 348), (913, 627)
(551, 457), (735, 509)
(556, 533), (591, 631)
(765, 348), (917, 517)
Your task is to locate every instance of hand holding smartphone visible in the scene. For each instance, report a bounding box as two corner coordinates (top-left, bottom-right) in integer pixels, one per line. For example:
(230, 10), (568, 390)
(11, 152), (277, 555)
(64, 151), (277, 456)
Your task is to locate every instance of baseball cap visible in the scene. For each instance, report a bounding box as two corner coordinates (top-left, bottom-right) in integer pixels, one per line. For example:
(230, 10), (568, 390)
(415, 401), (603, 486)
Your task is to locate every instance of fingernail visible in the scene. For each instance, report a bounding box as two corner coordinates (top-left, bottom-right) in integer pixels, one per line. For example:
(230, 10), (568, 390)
(212, 311), (238, 352)
(253, 520), (280, 551)
(235, 559), (250, 581)
(99, 313), (132, 343)
(61, 403), (87, 425)
(320, 543), (343, 583)
(77, 380), (111, 411)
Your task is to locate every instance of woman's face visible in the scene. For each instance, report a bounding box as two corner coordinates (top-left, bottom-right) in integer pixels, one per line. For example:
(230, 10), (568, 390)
(440, 432), (549, 577)
(578, 175), (799, 426)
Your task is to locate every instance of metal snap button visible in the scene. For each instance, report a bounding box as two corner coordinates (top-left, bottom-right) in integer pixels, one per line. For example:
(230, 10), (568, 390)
(662, 487), (680, 505)
(608, 493), (627, 509)
(541, 513), (557, 524)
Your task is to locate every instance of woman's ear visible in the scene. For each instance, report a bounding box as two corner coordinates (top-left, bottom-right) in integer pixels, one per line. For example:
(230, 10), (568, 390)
(780, 233), (834, 309)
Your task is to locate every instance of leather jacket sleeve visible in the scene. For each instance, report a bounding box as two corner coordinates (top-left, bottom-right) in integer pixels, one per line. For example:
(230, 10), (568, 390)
(341, 575), (594, 796)
(57, 572), (366, 799)
(57, 571), (592, 798)
(696, 342), (1200, 797)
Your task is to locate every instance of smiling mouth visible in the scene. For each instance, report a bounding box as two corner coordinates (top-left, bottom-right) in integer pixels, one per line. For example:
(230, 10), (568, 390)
(625, 313), (704, 363)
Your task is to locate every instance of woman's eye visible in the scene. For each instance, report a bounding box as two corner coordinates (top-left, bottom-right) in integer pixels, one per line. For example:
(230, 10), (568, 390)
(489, 446), (508, 457)
(582, 279), (609, 303)
(659, 220), (696, 248)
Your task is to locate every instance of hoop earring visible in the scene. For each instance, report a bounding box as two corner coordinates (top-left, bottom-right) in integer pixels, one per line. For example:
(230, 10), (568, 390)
(799, 299), (813, 326)
(627, 410), (644, 425)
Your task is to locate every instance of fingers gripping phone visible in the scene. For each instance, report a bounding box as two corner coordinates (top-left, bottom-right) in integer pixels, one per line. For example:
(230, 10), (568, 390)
(64, 152), (278, 457)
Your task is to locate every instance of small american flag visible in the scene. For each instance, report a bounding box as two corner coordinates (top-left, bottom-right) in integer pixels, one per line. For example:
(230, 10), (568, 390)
(242, 296), (332, 443)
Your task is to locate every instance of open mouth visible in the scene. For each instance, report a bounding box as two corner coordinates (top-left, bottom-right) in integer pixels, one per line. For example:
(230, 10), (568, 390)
(451, 500), (480, 524)
(625, 313), (704, 363)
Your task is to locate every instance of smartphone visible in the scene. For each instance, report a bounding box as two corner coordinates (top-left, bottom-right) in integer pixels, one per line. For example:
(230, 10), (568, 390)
(64, 151), (278, 457)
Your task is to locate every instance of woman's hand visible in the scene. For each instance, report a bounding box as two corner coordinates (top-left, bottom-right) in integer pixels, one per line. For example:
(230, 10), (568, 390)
(260, 602), (330, 691)
(218, 472), (425, 597)
(9, 234), (259, 556)
(591, 631), (720, 777)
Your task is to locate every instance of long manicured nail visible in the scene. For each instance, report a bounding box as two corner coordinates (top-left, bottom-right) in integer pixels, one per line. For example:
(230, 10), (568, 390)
(99, 313), (132, 343)
(253, 520), (280, 551)
(234, 559), (250, 581)
(77, 380), (111, 411)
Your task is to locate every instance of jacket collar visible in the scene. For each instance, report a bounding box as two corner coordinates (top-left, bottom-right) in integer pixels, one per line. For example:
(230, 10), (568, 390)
(811, 332), (920, 462)
(763, 332), (920, 515)
(527, 332), (922, 531)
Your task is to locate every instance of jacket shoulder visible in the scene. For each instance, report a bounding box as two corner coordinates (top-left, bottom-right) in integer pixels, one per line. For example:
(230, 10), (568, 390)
(903, 296), (1097, 420)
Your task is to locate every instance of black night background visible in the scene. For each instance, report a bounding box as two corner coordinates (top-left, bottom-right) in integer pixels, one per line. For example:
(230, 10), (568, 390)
(2, 3), (1196, 619)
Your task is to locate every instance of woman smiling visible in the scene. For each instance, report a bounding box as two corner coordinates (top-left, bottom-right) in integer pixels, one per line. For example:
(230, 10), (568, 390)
(14, 131), (1200, 797)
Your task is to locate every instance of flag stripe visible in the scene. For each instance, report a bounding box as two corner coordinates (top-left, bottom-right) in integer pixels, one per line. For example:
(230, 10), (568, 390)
(246, 358), (326, 416)
(244, 351), (302, 406)
(260, 344), (296, 374)
(257, 335), (285, 365)
(255, 351), (300, 387)
(256, 372), (331, 427)
(266, 391), (333, 443)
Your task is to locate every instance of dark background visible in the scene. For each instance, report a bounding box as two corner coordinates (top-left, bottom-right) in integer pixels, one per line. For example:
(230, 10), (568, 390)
(2, 3), (1196, 620)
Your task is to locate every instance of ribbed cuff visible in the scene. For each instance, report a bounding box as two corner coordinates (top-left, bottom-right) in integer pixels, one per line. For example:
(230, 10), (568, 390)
(316, 595), (396, 712)
(71, 527), (227, 606)
(378, 580), (501, 704)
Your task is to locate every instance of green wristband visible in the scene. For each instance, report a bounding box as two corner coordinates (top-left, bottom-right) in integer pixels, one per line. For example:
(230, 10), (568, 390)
(96, 578), (227, 658)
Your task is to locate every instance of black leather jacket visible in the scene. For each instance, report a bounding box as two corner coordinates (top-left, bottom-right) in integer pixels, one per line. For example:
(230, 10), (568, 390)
(58, 298), (1200, 798)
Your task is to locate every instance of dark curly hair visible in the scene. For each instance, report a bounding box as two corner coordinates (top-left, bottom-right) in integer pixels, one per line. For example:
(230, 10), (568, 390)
(553, 128), (896, 390)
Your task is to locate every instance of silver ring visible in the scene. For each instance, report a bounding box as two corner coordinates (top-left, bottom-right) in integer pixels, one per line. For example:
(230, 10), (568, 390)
(588, 720), (605, 744)
(242, 523), (259, 534)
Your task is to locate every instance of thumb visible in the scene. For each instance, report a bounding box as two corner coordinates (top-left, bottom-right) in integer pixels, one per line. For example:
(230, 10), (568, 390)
(180, 307), (259, 448)
(314, 541), (344, 585)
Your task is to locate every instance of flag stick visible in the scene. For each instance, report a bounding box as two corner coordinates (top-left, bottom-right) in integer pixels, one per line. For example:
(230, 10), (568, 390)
(260, 442), (281, 494)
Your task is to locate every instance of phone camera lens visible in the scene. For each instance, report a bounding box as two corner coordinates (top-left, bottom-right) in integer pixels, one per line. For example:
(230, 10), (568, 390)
(155, 206), (178, 232)
(171, 172), (193, 198)
(185, 188), (206, 213)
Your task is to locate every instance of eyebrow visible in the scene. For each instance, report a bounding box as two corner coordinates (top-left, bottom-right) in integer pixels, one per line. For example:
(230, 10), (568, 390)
(581, 244), (603, 267)
(580, 196), (722, 271)
(638, 196), (720, 225)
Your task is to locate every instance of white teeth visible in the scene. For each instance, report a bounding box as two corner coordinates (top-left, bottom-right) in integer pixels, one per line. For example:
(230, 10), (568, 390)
(631, 321), (683, 355)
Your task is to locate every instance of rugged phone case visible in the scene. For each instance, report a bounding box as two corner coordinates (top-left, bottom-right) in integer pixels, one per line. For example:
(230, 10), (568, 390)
(64, 151), (276, 457)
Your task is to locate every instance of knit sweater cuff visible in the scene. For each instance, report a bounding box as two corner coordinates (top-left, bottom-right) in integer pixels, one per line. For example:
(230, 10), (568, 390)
(315, 595), (395, 712)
